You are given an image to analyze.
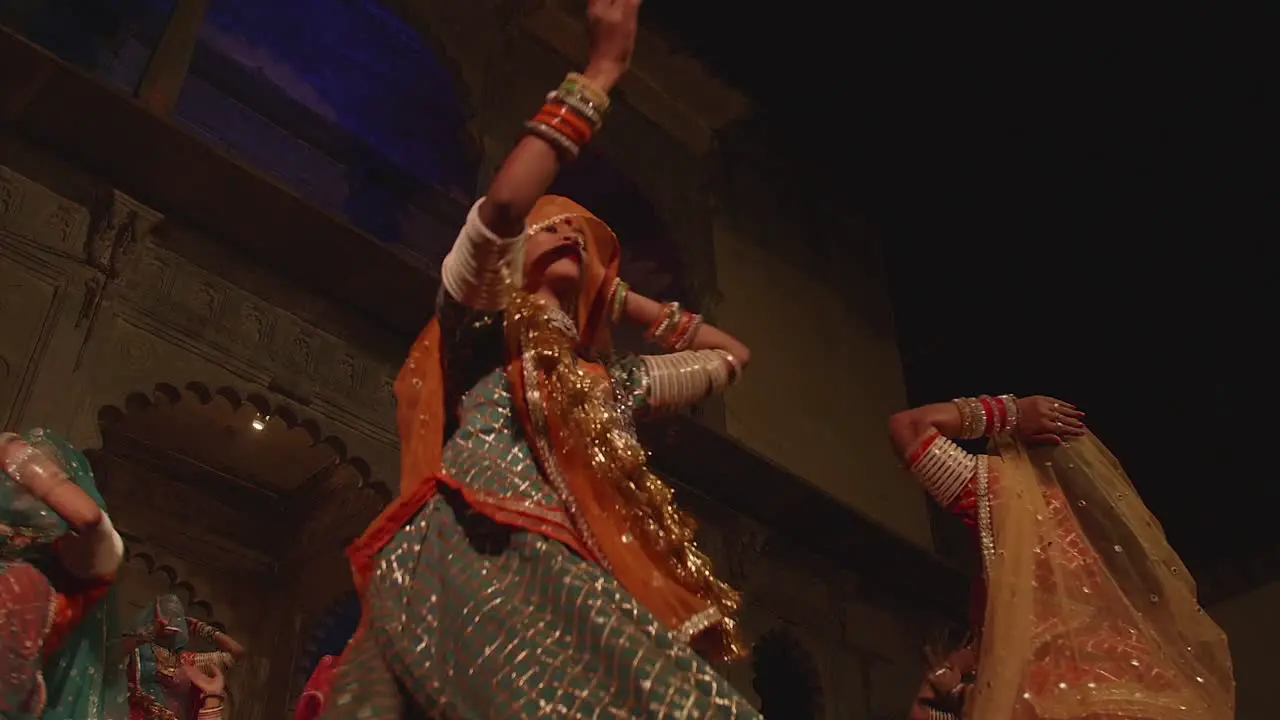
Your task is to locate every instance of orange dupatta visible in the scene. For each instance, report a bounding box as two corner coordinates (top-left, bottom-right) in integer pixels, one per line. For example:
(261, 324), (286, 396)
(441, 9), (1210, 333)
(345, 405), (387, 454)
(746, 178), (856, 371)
(346, 196), (742, 659)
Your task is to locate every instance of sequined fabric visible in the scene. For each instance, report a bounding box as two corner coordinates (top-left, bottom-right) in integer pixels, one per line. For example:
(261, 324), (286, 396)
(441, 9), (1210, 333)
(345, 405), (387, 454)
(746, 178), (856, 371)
(320, 493), (760, 719)
(951, 464), (1212, 717)
(0, 561), (56, 717)
(441, 368), (569, 524)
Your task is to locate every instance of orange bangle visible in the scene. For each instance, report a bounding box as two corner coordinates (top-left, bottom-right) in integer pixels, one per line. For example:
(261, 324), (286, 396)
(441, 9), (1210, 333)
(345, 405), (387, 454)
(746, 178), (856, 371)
(534, 105), (593, 147)
(532, 112), (589, 148)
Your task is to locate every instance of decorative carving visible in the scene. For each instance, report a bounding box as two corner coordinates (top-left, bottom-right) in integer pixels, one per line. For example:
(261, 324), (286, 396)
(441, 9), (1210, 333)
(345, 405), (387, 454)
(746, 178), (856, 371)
(117, 336), (155, 371)
(112, 244), (396, 431)
(334, 354), (360, 392)
(86, 189), (163, 279)
(43, 203), (79, 251)
(238, 304), (269, 347)
(186, 282), (224, 322)
(292, 334), (315, 372)
(0, 173), (17, 217)
(375, 376), (395, 411)
(76, 277), (103, 329)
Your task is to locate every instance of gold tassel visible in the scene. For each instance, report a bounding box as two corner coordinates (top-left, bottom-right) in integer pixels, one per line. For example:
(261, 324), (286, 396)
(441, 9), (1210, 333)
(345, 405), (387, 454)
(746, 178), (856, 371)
(506, 290), (745, 661)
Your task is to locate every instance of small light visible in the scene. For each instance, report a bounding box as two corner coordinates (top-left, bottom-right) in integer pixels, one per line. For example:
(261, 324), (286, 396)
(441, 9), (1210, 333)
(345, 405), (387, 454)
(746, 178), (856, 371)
(251, 415), (268, 431)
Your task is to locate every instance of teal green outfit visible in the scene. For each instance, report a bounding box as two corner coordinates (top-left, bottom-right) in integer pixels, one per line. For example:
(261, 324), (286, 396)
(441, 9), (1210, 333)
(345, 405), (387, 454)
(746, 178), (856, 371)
(0, 428), (128, 719)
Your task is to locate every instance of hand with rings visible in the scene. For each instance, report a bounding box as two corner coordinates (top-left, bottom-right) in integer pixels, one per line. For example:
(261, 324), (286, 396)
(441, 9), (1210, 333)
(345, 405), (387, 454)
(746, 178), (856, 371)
(1015, 395), (1087, 445)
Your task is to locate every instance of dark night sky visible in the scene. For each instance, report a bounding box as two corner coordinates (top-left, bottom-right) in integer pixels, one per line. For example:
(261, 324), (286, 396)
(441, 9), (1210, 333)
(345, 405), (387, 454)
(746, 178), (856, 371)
(649, 6), (1271, 568)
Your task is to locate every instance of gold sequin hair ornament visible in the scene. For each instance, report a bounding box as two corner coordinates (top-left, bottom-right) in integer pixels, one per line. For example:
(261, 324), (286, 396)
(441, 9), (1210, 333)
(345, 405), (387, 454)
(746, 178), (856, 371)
(504, 286), (745, 660)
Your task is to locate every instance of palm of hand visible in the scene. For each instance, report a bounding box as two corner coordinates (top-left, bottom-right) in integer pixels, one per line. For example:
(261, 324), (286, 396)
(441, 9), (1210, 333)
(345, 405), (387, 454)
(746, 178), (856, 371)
(183, 665), (224, 694)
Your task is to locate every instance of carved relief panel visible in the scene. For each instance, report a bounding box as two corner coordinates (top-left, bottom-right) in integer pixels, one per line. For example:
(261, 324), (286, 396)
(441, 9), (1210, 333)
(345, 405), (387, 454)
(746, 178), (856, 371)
(0, 251), (62, 428)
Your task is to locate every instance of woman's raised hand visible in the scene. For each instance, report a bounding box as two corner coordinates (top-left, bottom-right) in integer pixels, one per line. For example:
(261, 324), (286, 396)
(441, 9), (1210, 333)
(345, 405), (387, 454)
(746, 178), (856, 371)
(585, 0), (642, 89)
(1016, 395), (1086, 445)
(183, 664), (226, 696)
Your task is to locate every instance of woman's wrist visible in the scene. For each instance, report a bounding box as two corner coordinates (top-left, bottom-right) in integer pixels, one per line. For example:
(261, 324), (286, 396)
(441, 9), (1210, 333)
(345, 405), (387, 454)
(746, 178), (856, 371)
(582, 61), (624, 93)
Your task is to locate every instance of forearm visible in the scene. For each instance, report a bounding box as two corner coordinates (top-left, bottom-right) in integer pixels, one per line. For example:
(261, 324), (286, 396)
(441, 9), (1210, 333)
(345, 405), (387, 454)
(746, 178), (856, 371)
(888, 403), (966, 461)
(479, 63), (623, 237)
(623, 292), (751, 367)
(187, 618), (244, 659)
(888, 397), (1017, 525)
(53, 511), (124, 580)
(443, 64), (621, 309)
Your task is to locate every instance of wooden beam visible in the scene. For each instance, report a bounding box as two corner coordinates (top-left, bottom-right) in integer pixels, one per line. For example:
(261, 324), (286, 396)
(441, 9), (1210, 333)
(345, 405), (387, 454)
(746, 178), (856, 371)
(136, 0), (208, 116)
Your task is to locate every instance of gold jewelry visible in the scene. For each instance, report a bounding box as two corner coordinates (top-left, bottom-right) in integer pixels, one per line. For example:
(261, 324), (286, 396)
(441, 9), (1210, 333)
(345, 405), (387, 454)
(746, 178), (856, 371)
(609, 279), (629, 325)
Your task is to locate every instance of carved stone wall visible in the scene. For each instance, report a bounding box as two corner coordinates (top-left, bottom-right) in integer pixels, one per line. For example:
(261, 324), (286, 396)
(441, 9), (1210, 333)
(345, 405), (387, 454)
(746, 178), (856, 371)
(0, 154), (401, 718)
(679, 489), (947, 720)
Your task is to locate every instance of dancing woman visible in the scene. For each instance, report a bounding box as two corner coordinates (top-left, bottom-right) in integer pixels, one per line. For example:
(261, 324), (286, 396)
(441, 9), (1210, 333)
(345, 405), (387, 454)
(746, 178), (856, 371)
(0, 428), (128, 719)
(321, 1), (759, 717)
(890, 395), (1234, 719)
(125, 594), (245, 720)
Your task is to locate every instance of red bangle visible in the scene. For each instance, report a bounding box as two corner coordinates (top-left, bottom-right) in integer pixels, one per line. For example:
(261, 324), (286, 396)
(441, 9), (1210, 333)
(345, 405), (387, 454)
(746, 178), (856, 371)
(978, 396), (996, 436)
(907, 430), (942, 468)
(668, 312), (695, 347)
(992, 396), (1008, 434)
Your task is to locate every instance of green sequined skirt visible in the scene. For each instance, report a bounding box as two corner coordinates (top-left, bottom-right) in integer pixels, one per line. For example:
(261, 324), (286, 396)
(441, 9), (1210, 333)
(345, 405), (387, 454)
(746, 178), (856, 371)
(320, 490), (759, 719)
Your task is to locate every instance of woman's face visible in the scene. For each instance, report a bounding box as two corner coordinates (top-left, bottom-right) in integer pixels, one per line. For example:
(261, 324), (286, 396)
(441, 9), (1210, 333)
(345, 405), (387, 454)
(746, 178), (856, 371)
(523, 216), (587, 297)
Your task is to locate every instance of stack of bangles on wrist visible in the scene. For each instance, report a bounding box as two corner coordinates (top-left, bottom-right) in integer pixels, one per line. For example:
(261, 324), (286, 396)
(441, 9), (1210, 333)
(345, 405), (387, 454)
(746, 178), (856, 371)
(189, 619), (220, 644)
(524, 72), (611, 160)
(197, 696), (226, 719)
(643, 349), (740, 408)
(907, 431), (976, 507)
(645, 302), (704, 352)
(952, 394), (1019, 439)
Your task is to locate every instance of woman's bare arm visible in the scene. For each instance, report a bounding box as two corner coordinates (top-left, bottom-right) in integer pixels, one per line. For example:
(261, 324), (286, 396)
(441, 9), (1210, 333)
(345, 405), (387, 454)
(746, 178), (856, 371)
(624, 292), (751, 368)
(888, 402), (966, 462)
(478, 0), (637, 236)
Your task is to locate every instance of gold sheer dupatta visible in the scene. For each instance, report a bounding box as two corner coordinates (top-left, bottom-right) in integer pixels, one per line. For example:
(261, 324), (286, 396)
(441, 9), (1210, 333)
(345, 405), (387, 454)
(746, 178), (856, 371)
(968, 435), (1234, 719)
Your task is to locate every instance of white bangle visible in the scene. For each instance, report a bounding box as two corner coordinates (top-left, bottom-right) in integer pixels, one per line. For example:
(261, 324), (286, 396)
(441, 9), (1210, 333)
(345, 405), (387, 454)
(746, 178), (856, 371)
(909, 434), (977, 507)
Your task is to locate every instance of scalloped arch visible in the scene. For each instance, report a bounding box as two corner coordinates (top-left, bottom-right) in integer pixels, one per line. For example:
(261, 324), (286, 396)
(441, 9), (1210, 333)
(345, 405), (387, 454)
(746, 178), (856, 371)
(97, 380), (360, 470)
(119, 547), (224, 631)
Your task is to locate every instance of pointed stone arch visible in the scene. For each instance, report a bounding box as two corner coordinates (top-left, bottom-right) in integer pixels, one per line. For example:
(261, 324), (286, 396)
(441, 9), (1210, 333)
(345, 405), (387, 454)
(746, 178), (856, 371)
(285, 590), (362, 715)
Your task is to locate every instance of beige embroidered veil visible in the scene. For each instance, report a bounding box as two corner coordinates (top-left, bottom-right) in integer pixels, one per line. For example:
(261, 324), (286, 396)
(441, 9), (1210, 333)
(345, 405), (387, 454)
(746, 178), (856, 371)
(968, 434), (1234, 719)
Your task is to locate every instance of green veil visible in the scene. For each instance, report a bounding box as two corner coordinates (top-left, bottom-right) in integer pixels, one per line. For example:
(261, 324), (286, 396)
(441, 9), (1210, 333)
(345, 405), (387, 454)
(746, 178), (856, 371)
(0, 429), (129, 719)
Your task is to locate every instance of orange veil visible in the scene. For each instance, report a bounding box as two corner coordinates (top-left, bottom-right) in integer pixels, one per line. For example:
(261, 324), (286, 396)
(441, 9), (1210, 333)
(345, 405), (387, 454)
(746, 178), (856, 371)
(968, 435), (1235, 719)
(348, 196), (741, 659)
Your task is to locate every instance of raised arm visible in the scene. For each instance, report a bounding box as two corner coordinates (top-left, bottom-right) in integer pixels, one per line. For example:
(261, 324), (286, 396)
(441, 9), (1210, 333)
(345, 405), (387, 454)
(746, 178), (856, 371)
(440, 0), (640, 309)
(1, 433), (123, 579)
